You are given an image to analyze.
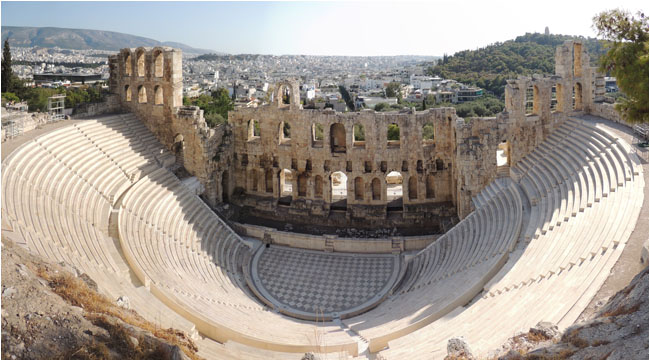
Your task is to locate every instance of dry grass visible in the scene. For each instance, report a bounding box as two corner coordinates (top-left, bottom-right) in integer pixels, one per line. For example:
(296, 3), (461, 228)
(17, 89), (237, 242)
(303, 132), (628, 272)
(600, 302), (641, 318)
(591, 339), (611, 347)
(564, 330), (588, 349)
(34, 265), (200, 359)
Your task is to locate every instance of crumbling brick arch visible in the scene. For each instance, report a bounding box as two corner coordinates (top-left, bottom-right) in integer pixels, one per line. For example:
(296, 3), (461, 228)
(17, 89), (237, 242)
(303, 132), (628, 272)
(138, 85), (147, 103)
(153, 48), (164, 78)
(136, 48), (146, 77)
(154, 85), (163, 105)
(124, 85), (131, 102)
(330, 123), (346, 153)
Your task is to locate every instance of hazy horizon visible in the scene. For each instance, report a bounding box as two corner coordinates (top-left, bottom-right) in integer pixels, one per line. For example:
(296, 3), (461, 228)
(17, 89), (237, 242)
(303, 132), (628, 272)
(2, 1), (649, 56)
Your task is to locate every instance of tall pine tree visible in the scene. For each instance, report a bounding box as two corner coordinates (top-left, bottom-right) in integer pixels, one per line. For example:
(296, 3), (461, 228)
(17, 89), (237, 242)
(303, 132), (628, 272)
(2, 39), (14, 93)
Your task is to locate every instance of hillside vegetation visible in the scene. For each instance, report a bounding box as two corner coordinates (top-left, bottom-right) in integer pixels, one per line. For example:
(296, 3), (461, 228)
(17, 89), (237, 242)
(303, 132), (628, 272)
(427, 33), (609, 98)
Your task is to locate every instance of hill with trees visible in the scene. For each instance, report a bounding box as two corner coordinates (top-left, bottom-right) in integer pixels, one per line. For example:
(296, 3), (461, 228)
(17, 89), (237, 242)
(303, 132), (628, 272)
(427, 33), (609, 98)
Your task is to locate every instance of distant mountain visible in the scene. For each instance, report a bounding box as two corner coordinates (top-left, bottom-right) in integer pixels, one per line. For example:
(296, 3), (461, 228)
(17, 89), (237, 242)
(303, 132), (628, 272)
(1, 26), (223, 55)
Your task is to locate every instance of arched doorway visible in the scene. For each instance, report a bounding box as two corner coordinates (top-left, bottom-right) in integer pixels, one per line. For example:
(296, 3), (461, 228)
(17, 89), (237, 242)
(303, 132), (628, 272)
(331, 171), (347, 210)
(385, 171), (403, 211)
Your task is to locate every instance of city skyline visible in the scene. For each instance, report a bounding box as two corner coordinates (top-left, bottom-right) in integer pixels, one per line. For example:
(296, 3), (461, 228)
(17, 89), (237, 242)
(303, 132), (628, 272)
(2, 1), (649, 56)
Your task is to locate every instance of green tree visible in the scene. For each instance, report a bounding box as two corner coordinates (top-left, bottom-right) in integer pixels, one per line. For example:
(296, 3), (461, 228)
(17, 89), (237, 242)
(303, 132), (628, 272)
(2, 39), (14, 93)
(374, 102), (389, 112)
(385, 82), (401, 98)
(593, 9), (649, 123)
(387, 123), (400, 141)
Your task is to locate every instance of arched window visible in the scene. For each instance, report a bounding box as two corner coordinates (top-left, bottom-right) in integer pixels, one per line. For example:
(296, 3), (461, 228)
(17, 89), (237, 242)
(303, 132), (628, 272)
(573, 82), (583, 110)
(408, 176), (418, 200)
(124, 54), (132, 76)
(426, 175), (435, 199)
(279, 121), (291, 144)
(314, 175), (323, 198)
(353, 123), (365, 147)
(138, 85), (147, 103)
(354, 177), (364, 200)
(280, 169), (292, 197)
(124, 85), (131, 102)
(387, 123), (400, 147)
(371, 178), (381, 200)
(282, 86), (291, 105)
(248, 119), (260, 140)
(386, 171), (403, 209)
(331, 171), (348, 209)
(154, 51), (163, 78)
(154, 85), (163, 105)
(422, 122), (434, 144)
(525, 85), (534, 115)
(312, 123), (324, 147)
(137, 51), (145, 77)
(330, 123), (346, 153)
(297, 174), (307, 197)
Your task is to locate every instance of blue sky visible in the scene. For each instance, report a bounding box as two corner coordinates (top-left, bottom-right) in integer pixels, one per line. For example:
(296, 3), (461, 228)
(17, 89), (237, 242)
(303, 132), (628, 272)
(2, 1), (648, 55)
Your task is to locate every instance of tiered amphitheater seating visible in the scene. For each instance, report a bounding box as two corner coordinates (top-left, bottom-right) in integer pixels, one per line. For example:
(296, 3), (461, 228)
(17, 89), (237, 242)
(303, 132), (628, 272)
(117, 167), (359, 355)
(374, 117), (643, 358)
(342, 178), (524, 352)
(1, 114), (198, 342)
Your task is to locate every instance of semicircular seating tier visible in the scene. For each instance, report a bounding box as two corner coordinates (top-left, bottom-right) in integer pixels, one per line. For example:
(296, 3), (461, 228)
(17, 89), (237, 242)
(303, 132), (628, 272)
(371, 117), (644, 358)
(2, 113), (644, 359)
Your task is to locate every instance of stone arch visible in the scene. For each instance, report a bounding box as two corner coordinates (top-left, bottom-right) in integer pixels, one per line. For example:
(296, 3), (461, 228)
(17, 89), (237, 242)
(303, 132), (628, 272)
(386, 171), (403, 209)
(314, 175), (323, 198)
(153, 49), (164, 78)
(331, 171), (348, 209)
(138, 85), (147, 103)
(124, 85), (131, 102)
(312, 123), (324, 147)
(330, 123), (346, 153)
(123, 51), (132, 76)
(371, 178), (381, 200)
(154, 85), (163, 105)
(353, 123), (365, 147)
(354, 177), (364, 201)
(525, 85), (534, 115)
(573, 82), (583, 110)
(265, 169), (274, 193)
(136, 48), (146, 77)
(279, 169), (293, 197)
(248, 119), (260, 140)
(387, 122), (400, 147)
(274, 80), (300, 109)
(279, 121), (291, 144)
(422, 121), (434, 144)
(408, 176), (418, 200)
(297, 173), (307, 197)
(551, 84), (561, 112)
(497, 140), (511, 167)
(426, 175), (435, 199)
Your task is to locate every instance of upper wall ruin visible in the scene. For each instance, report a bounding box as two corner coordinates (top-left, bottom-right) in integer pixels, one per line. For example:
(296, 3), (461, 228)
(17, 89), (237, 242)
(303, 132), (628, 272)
(108, 40), (615, 227)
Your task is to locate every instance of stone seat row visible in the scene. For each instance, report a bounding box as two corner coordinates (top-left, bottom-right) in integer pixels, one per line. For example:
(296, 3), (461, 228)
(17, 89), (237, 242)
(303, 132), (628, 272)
(483, 119), (642, 295)
(117, 168), (360, 355)
(339, 179), (523, 353)
(375, 119), (644, 359)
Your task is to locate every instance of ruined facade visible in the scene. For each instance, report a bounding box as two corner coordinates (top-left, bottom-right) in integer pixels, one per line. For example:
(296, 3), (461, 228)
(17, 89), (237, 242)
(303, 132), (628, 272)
(108, 41), (615, 229)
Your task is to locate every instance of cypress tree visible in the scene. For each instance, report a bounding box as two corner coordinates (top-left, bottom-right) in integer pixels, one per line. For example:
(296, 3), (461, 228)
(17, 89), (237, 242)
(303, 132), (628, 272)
(2, 39), (13, 93)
